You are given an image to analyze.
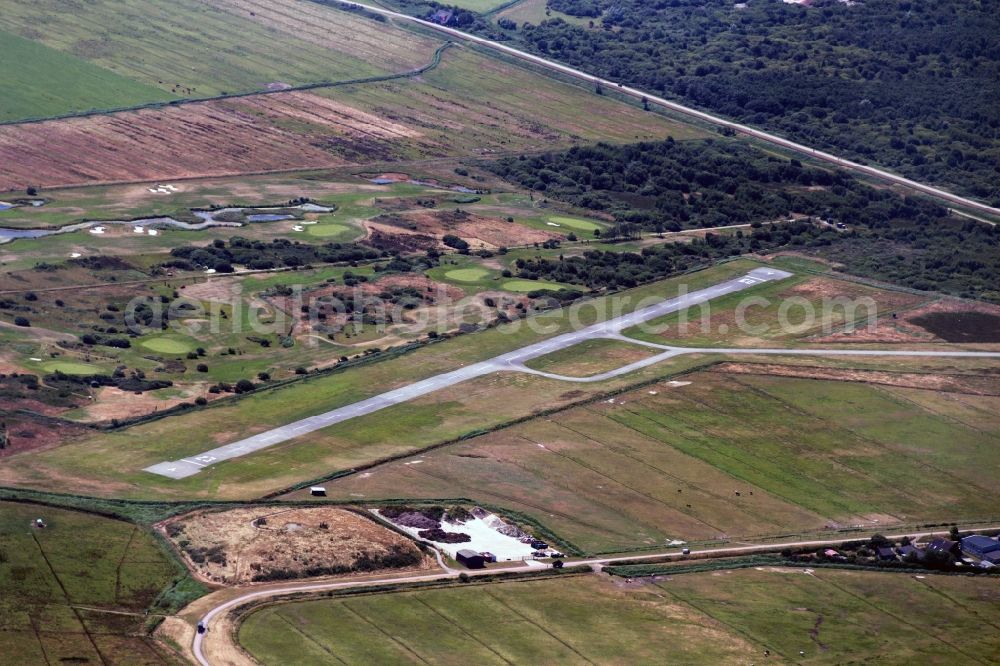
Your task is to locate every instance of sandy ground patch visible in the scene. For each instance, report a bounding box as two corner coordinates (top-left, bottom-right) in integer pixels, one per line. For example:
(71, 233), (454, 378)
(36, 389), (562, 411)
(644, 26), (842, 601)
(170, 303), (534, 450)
(77, 384), (209, 423)
(180, 278), (246, 305)
(163, 506), (430, 585)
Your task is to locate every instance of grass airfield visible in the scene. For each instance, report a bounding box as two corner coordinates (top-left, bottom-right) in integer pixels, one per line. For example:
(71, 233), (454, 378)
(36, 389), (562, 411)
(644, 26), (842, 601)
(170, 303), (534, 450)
(1, 1), (999, 663)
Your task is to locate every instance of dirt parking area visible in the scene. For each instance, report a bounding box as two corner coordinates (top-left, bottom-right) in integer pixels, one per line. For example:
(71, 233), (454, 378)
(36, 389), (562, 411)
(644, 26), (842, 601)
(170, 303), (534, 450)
(163, 506), (430, 585)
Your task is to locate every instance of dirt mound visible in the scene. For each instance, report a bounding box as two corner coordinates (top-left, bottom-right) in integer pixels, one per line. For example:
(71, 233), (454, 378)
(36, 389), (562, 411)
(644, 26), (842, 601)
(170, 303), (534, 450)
(418, 528), (471, 543)
(473, 506), (528, 539)
(392, 511), (440, 529)
(164, 506), (429, 585)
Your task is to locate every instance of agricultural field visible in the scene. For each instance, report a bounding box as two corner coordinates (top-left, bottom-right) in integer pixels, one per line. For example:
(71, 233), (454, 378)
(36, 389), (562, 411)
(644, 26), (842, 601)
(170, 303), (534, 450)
(314, 365), (1000, 553)
(0, 38), (697, 192)
(323, 45), (704, 152)
(0, 92), (420, 191)
(0, 0), (438, 103)
(0, 29), (171, 122)
(238, 569), (1000, 664)
(0, 501), (188, 665)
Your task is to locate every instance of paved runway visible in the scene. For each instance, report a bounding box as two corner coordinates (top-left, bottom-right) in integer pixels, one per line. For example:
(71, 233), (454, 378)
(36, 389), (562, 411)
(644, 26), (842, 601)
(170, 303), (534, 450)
(144, 268), (791, 478)
(145, 266), (1000, 479)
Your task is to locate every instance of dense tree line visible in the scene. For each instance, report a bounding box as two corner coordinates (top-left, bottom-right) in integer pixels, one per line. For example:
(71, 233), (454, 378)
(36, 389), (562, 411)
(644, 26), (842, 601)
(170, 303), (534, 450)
(491, 138), (868, 230)
(491, 0), (999, 204)
(163, 238), (380, 272)
(517, 218), (999, 301)
(496, 139), (999, 301)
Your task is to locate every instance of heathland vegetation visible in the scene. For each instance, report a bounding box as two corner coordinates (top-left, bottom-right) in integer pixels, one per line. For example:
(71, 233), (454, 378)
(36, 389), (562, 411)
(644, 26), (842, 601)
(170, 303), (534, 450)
(0, 501), (195, 664)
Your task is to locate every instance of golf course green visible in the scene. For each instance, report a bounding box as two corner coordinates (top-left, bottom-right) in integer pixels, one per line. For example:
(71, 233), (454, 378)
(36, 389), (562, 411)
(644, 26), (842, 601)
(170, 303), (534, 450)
(306, 223), (353, 238)
(444, 267), (491, 282)
(548, 216), (603, 231)
(42, 360), (101, 375)
(502, 279), (568, 292)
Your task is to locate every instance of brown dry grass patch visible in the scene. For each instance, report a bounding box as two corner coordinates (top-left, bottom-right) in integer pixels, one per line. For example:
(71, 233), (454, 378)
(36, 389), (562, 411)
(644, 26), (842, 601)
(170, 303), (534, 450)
(813, 297), (1000, 344)
(0, 92), (425, 190)
(371, 209), (559, 249)
(713, 362), (1000, 395)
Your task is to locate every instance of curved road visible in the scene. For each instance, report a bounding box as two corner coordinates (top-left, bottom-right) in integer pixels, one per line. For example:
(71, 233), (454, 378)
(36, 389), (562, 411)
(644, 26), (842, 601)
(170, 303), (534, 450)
(192, 524), (999, 666)
(331, 0), (1000, 217)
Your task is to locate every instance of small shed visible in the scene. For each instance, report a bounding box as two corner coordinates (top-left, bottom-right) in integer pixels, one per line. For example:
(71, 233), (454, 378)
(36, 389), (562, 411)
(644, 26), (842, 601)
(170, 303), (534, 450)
(309, 486), (327, 497)
(876, 546), (896, 561)
(456, 549), (486, 569)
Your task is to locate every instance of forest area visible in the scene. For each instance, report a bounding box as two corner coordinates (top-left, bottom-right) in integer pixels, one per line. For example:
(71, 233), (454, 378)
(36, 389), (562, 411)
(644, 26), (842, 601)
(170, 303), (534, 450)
(490, 138), (1000, 301)
(471, 0), (999, 204)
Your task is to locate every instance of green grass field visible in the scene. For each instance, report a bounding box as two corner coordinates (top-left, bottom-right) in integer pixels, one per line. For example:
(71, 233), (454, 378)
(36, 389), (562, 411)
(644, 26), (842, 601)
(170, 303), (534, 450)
(239, 569), (1000, 665)
(444, 267), (491, 282)
(0, 29), (172, 122)
(441, 0), (514, 11)
(319, 368), (1000, 553)
(546, 215), (603, 232)
(502, 278), (570, 292)
(0, 501), (187, 664)
(495, 0), (594, 27)
(139, 336), (193, 354)
(623, 269), (934, 348)
(0, 0), (441, 100)
(305, 222), (353, 239)
(41, 360), (101, 375)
